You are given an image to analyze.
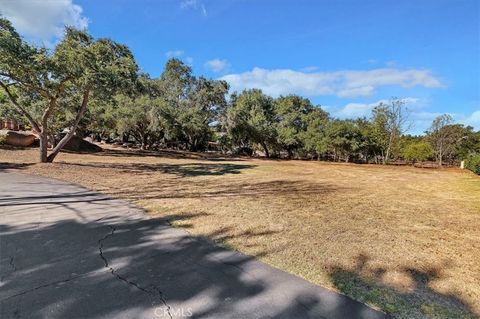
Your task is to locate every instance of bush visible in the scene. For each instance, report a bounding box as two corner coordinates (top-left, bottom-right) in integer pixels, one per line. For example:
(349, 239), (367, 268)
(402, 141), (433, 163)
(0, 133), (6, 145)
(465, 154), (480, 175)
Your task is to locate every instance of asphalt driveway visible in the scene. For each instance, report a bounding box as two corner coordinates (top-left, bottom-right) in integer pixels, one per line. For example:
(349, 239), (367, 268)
(0, 171), (390, 319)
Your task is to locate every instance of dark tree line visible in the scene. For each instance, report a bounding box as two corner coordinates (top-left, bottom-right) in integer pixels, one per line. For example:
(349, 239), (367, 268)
(1, 17), (479, 171)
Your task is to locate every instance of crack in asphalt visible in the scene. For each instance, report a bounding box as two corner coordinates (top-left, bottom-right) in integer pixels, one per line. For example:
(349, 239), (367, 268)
(0, 255), (17, 283)
(1, 245), (87, 302)
(98, 225), (173, 319)
(9, 256), (17, 272)
(1, 274), (86, 301)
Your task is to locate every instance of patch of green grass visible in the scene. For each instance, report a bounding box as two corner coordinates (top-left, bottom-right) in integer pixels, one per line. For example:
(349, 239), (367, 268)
(331, 271), (473, 319)
(420, 303), (477, 319)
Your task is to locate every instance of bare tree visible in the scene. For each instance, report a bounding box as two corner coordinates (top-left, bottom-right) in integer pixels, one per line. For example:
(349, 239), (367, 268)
(426, 114), (468, 166)
(372, 98), (412, 164)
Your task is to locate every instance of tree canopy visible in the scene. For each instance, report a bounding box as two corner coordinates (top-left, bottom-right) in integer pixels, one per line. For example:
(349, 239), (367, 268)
(0, 18), (137, 162)
(0, 17), (478, 169)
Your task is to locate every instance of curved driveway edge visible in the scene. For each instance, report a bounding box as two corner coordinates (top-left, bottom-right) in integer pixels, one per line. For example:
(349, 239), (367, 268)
(0, 171), (391, 319)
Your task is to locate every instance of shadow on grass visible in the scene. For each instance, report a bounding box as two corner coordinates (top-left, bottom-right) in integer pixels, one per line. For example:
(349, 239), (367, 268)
(107, 179), (340, 201)
(0, 185), (388, 318)
(328, 253), (477, 319)
(91, 147), (247, 162)
(0, 158), (342, 201)
(0, 160), (255, 177)
(0, 162), (35, 171)
(58, 161), (257, 177)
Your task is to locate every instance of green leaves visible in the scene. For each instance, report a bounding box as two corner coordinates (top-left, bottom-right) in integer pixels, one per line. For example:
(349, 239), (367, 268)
(221, 91), (332, 158)
(274, 95), (318, 154)
(52, 30), (138, 97)
(402, 141), (433, 163)
(0, 17), (139, 162)
(2, 16), (477, 164)
(109, 59), (228, 151)
(221, 89), (276, 155)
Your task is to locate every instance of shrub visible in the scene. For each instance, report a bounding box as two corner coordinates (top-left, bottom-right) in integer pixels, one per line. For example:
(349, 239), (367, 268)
(0, 133), (6, 145)
(402, 141), (433, 163)
(465, 154), (480, 175)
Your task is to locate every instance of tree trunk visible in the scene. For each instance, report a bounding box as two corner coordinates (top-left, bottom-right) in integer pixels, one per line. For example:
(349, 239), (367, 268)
(385, 128), (397, 165)
(39, 133), (48, 163)
(140, 133), (148, 150)
(287, 148), (293, 159)
(438, 143), (443, 167)
(261, 142), (270, 158)
(46, 90), (90, 163)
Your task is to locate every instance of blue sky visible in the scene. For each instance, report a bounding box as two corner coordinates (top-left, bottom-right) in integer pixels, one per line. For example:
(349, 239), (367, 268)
(1, 0), (479, 134)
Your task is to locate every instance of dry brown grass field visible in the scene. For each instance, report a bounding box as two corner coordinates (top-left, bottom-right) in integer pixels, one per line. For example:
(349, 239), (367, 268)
(1, 146), (479, 319)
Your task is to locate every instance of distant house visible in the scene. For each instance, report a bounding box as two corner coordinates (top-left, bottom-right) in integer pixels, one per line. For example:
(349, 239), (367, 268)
(0, 119), (25, 131)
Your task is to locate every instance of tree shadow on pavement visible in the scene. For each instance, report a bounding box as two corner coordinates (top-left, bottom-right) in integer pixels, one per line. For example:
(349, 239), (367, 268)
(0, 197), (387, 319)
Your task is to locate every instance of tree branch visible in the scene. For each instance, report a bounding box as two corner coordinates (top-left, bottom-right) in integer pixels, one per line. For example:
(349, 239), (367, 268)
(0, 72), (51, 98)
(41, 97), (56, 132)
(0, 81), (41, 132)
(55, 77), (70, 98)
(47, 89), (90, 162)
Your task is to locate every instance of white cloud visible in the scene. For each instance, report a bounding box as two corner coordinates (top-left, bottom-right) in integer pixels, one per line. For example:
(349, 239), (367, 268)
(180, 0), (207, 16)
(458, 111), (480, 129)
(165, 50), (185, 58)
(335, 98), (420, 118)
(402, 110), (480, 135)
(0, 0), (88, 41)
(336, 99), (431, 135)
(180, 0), (197, 9)
(337, 86), (375, 98)
(220, 67), (444, 98)
(335, 101), (382, 118)
(204, 59), (229, 72)
(409, 112), (443, 135)
(333, 100), (480, 134)
(406, 110), (480, 134)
